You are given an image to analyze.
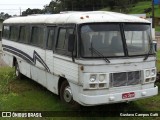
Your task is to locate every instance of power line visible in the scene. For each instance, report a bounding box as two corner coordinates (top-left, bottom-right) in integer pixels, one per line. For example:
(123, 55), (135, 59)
(0, 9), (26, 10)
(0, 4), (45, 6)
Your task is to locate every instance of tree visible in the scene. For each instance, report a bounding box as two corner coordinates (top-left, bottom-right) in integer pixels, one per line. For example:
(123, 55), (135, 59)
(0, 12), (11, 19)
(108, 0), (116, 10)
(22, 0), (145, 15)
(22, 8), (44, 16)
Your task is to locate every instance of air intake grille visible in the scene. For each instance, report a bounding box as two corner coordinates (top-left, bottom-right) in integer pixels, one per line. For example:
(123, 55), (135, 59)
(110, 71), (141, 87)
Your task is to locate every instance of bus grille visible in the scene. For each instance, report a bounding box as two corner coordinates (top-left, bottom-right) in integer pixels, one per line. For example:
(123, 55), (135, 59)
(110, 71), (141, 87)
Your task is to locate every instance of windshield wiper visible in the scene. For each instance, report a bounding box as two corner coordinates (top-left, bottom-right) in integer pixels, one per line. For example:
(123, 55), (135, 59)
(144, 43), (152, 60)
(89, 43), (110, 63)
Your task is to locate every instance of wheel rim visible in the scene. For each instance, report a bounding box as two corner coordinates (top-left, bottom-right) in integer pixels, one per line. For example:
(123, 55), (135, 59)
(63, 86), (72, 103)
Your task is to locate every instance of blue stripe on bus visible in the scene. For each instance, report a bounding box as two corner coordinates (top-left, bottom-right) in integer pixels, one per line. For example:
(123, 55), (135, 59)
(2, 44), (50, 72)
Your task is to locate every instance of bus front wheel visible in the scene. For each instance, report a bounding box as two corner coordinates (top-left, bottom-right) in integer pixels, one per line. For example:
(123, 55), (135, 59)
(60, 80), (76, 105)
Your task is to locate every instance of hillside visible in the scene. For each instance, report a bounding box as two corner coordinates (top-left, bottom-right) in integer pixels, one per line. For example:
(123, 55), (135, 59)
(129, 1), (160, 17)
(101, 1), (160, 17)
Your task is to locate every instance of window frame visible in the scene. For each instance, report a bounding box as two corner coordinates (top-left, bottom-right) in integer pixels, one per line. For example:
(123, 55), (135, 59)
(123, 23), (153, 57)
(55, 25), (76, 57)
(78, 22), (126, 58)
(78, 22), (154, 59)
(46, 26), (57, 50)
(30, 25), (47, 49)
(10, 25), (20, 41)
(18, 25), (31, 44)
(2, 25), (11, 40)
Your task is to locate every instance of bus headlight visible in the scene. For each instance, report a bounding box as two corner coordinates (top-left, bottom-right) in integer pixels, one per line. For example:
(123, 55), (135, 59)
(151, 69), (156, 76)
(144, 68), (156, 83)
(90, 74), (96, 82)
(99, 74), (106, 82)
(145, 70), (150, 77)
(83, 73), (109, 89)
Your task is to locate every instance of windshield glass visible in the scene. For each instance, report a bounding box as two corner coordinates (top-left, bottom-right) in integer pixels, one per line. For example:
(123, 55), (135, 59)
(80, 23), (153, 58)
(124, 24), (152, 56)
(80, 24), (124, 57)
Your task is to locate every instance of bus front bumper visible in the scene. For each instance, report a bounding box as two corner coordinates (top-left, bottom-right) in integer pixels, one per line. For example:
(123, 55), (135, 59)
(79, 86), (158, 106)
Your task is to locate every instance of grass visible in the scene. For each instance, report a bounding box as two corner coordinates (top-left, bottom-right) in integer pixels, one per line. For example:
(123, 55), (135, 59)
(0, 67), (68, 111)
(128, 1), (152, 16)
(0, 54), (160, 119)
(156, 50), (160, 71)
(156, 26), (160, 32)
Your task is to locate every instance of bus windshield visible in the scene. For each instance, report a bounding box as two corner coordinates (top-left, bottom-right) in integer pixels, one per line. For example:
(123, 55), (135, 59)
(124, 24), (151, 56)
(80, 23), (152, 58)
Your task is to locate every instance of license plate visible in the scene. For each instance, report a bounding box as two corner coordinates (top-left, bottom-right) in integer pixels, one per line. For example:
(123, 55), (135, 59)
(122, 92), (135, 99)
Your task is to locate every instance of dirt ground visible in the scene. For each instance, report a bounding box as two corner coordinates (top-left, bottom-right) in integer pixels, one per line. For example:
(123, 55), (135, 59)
(0, 53), (7, 67)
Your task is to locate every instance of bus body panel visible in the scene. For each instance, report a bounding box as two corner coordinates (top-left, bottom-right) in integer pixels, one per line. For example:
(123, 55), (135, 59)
(70, 81), (158, 106)
(18, 60), (31, 78)
(2, 39), (79, 96)
(2, 53), (13, 67)
(45, 50), (54, 73)
(79, 59), (155, 73)
(3, 11), (150, 25)
(78, 86), (158, 106)
(2, 39), (59, 94)
(73, 58), (157, 105)
(30, 65), (46, 86)
(2, 40), (158, 106)
(53, 55), (79, 84)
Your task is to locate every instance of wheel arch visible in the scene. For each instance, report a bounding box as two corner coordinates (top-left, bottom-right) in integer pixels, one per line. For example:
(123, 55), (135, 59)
(58, 77), (68, 95)
(13, 56), (17, 67)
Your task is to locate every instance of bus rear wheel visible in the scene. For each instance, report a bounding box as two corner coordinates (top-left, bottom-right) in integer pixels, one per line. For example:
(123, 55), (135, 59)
(15, 61), (23, 79)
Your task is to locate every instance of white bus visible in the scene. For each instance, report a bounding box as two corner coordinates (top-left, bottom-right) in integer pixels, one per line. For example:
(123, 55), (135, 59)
(2, 11), (158, 106)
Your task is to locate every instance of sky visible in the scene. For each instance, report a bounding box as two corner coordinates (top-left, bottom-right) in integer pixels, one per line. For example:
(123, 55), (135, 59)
(0, 0), (52, 15)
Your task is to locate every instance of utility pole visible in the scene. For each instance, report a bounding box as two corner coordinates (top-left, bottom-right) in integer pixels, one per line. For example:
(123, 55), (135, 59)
(152, 0), (155, 28)
(72, 1), (73, 11)
(152, 0), (156, 41)
(20, 7), (21, 16)
(92, 0), (95, 11)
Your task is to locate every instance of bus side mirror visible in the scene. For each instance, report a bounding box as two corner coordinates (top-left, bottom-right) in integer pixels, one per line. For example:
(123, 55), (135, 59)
(152, 40), (157, 52)
(68, 34), (75, 52)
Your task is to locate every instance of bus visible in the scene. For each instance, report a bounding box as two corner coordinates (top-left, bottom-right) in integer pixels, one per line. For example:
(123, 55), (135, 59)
(2, 11), (158, 106)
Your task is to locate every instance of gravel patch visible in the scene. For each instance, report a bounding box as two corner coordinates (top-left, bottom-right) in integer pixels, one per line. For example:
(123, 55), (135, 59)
(156, 32), (160, 36)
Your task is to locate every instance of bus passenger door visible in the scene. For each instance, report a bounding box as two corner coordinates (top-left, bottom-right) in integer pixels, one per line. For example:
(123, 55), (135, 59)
(45, 27), (56, 73)
(45, 27), (59, 94)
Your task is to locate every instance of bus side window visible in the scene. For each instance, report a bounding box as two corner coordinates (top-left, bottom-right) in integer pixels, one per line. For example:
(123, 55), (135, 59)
(2, 26), (10, 39)
(10, 26), (19, 41)
(46, 27), (56, 50)
(19, 26), (29, 43)
(66, 28), (76, 56)
(56, 28), (66, 50)
(56, 27), (75, 56)
(31, 26), (46, 48)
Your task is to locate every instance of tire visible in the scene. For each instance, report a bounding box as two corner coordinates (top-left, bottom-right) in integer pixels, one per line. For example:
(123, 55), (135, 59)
(15, 61), (23, 79)
(60, 80), (79, 107)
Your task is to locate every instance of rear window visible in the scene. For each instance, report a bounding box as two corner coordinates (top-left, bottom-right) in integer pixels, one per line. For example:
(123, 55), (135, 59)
(2, 26), (10, 39)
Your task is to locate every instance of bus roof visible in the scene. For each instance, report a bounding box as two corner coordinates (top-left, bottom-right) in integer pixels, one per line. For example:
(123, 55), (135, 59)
(3, 11), (150, 24)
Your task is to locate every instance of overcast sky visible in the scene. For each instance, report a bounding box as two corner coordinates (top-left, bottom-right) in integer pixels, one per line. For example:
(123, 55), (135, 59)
(0, 0), (52, 15)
